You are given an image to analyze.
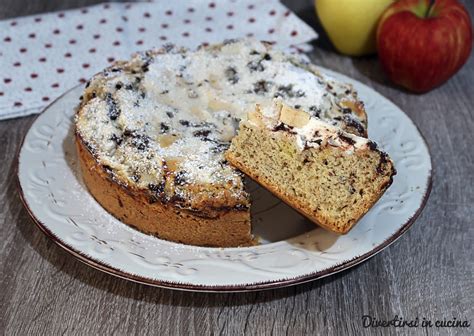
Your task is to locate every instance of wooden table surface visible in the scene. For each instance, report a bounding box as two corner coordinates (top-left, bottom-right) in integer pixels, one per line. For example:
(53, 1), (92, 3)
(1, 1), (473, 335)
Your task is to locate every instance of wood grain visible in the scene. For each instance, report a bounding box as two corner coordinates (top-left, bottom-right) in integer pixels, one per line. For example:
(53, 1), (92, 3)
(1, 1), (473, 335)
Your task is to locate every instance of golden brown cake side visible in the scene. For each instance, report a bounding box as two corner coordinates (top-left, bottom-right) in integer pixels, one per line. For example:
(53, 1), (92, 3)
(225, 103), (396, 234)
(76, 133), (254, 247)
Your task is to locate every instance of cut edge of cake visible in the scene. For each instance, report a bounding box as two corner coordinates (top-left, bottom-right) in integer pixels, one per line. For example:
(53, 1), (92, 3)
(225, 100), (396, 234)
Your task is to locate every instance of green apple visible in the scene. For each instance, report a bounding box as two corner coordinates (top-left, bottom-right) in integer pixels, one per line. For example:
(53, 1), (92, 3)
(315, 0), (394, 56)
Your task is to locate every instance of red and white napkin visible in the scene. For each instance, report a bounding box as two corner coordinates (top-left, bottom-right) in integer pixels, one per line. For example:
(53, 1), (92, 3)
(0, 1), (318, 120)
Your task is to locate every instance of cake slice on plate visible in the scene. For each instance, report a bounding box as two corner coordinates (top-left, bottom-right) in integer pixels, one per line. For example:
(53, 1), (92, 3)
(226, 100), (396, 234)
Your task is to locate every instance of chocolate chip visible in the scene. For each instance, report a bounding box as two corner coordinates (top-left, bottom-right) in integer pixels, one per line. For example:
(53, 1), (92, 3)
(342, 115), (365, 135)
(309, 105), (321, 117)
(174, 171), (187, 186)
(368, 141), (378, 150)
(160, 122), (170, 134)
(211, 142), (230, 153)
(225, 66), (239, 84)
(110, 133), (123, 145)
(376, 152), (389, 174)
(126, 131), (150, 150)
(277, 84), (292, 96)
(166, 111), (174, 118)
(339, 134), (356, 145)
(349, 185), (356, 194)
(193, 130), (211, 138)
(102, 165), (113, 175)
(132, 137), (149, 150)
(115, 82), (123, 90)
(275, 84), (304, 98)
(105, 93), (120, 120)
(148, 181), (165, 194)
(223, 38), (238, 45)
(253, 80), (272, 94)
(247, 60), (265, 72)
(179, 120), (190, 127)
(273, 122), (296, 134)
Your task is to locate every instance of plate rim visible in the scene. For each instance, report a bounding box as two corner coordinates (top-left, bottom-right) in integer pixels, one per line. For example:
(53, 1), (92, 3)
(16, 79), (433, 293)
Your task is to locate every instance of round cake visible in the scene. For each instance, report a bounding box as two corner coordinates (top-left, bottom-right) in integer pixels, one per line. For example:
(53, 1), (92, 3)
(75, 39), (368, 247)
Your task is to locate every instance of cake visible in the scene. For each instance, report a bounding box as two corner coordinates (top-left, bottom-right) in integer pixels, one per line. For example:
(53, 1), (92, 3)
(225, 101), (396, 234)
(75, 39), (371, 247)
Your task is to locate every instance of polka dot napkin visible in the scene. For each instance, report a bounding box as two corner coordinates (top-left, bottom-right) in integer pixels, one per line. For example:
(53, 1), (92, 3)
(0, 1), (318, 120)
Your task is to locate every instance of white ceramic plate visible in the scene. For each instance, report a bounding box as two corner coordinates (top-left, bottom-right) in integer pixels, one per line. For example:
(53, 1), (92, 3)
(17, 68), (432, 292)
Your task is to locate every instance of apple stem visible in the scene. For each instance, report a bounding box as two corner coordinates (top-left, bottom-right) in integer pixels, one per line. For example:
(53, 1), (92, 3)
(425, 0), (435, 18)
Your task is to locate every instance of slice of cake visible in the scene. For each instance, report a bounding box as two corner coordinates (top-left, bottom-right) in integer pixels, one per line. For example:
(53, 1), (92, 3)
(226, 101), (396, 234)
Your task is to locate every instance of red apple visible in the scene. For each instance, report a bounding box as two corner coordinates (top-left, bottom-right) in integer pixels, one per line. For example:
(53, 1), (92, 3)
(377, 0), (472, 93)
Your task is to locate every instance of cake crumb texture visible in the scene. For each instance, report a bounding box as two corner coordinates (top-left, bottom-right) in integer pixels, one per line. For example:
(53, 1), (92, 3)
(226, 103), (396, 234)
